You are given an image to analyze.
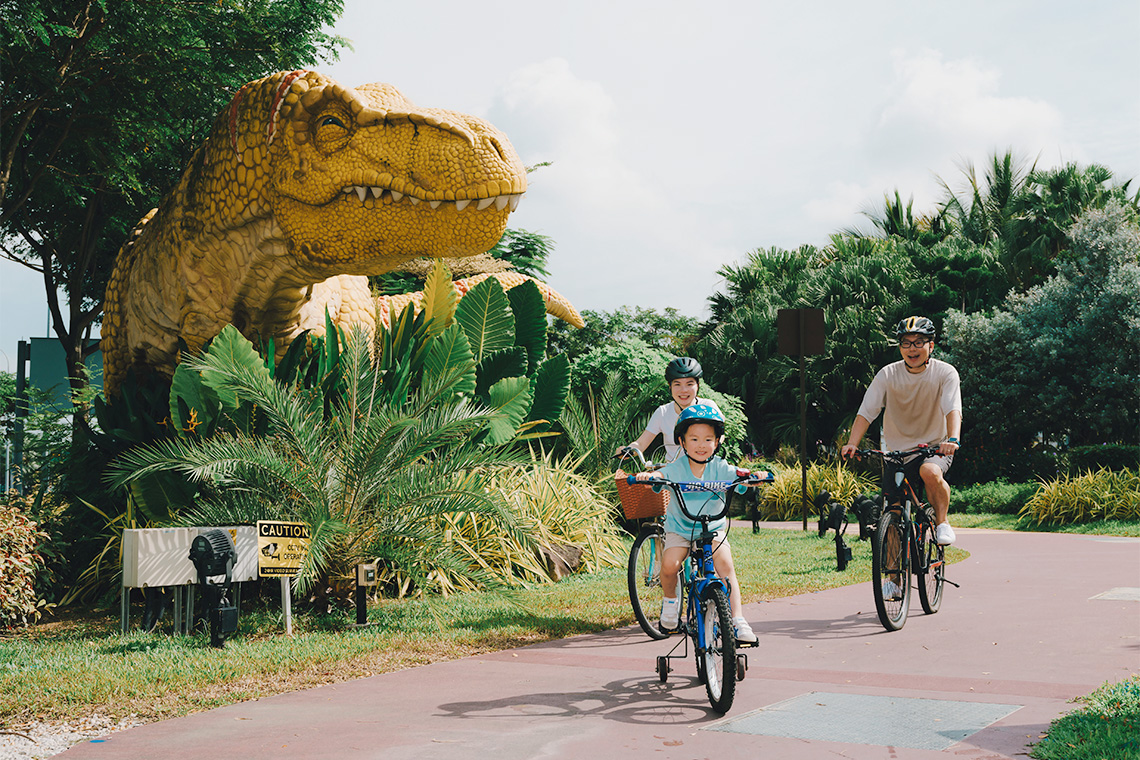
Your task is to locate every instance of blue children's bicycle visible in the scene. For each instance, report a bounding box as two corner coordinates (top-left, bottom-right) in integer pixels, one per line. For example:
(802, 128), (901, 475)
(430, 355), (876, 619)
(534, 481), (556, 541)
(626, 471), (770, 714)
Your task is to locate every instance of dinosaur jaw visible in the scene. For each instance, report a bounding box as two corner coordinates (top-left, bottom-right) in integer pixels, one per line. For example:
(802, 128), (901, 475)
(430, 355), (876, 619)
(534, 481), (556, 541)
(274, 187), (518, 276)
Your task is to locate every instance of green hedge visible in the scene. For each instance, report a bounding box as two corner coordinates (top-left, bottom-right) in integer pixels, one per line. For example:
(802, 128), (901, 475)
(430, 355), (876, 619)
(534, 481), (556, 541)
(950, 480), (1039, 515)
(1066, 444), (1140, 475)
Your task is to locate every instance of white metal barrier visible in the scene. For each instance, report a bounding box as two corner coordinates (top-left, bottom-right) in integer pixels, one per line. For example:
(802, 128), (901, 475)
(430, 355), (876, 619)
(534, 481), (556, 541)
(121, 526), (257, 634)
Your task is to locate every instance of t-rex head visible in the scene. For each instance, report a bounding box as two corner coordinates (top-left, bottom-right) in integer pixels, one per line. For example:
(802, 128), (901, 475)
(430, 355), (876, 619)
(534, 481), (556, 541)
(189, 69), (527, 278)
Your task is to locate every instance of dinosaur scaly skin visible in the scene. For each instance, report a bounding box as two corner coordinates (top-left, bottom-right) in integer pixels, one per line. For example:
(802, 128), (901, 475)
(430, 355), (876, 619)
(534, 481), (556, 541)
(101, 70), (581, 394)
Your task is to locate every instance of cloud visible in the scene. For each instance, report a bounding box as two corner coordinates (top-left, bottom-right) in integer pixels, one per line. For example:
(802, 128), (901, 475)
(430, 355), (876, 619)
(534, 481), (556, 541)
(485, 58), (736, 316)
(871, 48), (1063, 168)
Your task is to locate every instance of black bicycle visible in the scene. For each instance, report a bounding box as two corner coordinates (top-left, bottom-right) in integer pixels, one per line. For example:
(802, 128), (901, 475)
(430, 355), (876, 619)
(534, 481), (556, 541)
(627, 471), (770, 713)
(854, 445), (953, 632)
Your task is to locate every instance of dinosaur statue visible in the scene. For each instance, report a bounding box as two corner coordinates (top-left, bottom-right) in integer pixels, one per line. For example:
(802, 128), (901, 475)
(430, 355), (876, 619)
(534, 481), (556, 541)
(101, 70), (582, 395)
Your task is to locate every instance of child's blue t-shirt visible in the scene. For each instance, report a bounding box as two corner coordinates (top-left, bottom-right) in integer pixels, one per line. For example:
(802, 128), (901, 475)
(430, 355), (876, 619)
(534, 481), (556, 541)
(660, 455), (738, 538)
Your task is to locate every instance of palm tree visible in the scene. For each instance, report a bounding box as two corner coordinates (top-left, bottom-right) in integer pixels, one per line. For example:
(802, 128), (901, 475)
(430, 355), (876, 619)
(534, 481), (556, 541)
(108, 323), (532, 608)
(937, 149), (1033, 248)
(1003, 162), (1129, 288)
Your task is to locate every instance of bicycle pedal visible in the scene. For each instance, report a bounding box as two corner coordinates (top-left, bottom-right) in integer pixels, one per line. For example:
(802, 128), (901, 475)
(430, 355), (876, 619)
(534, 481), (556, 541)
(735, 638), (759, 648)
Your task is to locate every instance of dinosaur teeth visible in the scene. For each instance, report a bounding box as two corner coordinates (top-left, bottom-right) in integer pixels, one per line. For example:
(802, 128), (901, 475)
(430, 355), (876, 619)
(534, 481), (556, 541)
(341, 186), (523, 211)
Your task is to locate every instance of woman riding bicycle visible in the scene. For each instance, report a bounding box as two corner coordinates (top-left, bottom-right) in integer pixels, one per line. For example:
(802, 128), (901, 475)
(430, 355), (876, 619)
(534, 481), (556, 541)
(840, 316), (962, 547)
(618, 357), (722, 463)
(633, 404), (767, 644)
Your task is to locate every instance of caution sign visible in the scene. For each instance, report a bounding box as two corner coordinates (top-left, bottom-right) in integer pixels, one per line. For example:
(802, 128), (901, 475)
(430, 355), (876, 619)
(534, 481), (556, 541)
(256, 521), (311, 577)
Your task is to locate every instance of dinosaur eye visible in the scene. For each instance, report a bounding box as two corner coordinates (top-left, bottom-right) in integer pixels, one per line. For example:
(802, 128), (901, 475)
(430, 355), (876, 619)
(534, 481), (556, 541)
(320, 115), (346, 128)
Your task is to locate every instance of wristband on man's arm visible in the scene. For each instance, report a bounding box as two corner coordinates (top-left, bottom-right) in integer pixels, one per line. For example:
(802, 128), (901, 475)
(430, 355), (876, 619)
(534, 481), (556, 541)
(946, 437), (959, 444)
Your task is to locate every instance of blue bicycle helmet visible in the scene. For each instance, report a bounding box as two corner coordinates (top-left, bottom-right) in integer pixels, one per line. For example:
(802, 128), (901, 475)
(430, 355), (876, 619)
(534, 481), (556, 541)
(673, 403), (725, 444)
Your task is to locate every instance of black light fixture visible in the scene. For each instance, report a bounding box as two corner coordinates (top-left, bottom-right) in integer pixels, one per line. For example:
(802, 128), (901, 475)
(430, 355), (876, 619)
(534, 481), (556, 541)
(188, 529), (239, 647)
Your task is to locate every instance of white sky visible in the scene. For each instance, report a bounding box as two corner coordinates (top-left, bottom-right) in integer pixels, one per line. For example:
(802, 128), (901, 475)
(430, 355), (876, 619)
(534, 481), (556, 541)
(2, 0), (1138, 373)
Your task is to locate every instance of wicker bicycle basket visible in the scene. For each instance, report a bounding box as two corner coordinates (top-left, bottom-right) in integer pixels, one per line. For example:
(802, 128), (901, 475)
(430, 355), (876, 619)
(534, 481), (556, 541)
(615, 469), (670, 520)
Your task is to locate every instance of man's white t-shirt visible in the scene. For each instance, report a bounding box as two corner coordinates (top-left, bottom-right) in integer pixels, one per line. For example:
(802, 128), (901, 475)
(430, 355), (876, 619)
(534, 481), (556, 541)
(856, 358), (961, 451)
(642, 398), (723, 462)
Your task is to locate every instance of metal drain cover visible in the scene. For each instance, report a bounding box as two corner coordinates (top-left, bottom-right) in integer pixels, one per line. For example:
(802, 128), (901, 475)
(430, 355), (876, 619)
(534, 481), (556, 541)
(1090, 587), (1140, 601)
(708, 691), (1021, 750)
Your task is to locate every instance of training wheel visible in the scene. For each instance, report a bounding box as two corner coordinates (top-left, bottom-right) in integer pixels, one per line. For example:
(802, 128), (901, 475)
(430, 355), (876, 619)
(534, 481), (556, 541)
(735, 653), (748, 681)
(656, 656), (670, 683)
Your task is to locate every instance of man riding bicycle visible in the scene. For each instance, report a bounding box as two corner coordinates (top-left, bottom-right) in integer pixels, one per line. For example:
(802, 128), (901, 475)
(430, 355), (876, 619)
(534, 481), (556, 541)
(840, 316), (962, 547)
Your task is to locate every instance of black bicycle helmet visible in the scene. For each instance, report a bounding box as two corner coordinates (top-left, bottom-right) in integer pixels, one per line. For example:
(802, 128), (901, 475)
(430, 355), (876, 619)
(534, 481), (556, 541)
(665, 357), (703, 382)
(894, 316), (936, 340)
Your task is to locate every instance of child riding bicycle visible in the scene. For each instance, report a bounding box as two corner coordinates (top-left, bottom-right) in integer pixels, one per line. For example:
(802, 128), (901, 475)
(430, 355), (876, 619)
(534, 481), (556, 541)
(633, 403), (770, 644)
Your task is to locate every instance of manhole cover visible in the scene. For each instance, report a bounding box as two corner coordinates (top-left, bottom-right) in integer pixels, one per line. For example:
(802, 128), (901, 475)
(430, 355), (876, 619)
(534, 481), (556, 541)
(1090, 587), (1140, 601)
(708, 691), (1020, 750)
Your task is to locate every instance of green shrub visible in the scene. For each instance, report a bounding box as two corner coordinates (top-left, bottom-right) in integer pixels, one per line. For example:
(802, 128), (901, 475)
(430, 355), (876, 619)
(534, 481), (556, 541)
(759, 464), (877, 520)
(1066, 444), (1140, 475)
(0, 496), (52, 627)
(1020, 468), (1140, 525)
(950, 480), (1039, 515)
(952, 440), (1059, 486)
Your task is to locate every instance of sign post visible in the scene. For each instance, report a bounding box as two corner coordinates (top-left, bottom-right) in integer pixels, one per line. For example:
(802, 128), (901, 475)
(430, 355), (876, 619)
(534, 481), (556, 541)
(777, 309), (826, 530)
(256, 521), (311, 636)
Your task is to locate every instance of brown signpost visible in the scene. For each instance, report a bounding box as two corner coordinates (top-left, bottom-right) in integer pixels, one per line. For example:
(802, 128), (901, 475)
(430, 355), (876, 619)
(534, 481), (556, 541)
(777, 308), (826, 530)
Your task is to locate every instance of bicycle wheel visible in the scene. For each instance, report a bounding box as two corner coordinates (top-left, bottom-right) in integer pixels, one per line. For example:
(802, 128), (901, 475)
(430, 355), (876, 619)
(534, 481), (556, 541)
(917, 519), (945, 614)
(698, 584), (736, 713)
(872, 509), (910, 631)
(628, 525), (671, 639)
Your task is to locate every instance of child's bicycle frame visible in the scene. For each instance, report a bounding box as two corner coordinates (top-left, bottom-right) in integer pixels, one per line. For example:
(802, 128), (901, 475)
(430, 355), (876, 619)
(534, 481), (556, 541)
(626, 470), (771, 714)
(854, 444), (957, 632)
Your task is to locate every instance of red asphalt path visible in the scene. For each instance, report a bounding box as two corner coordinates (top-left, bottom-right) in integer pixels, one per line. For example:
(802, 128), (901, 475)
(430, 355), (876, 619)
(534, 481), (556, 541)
(60, 529), (1140, 760)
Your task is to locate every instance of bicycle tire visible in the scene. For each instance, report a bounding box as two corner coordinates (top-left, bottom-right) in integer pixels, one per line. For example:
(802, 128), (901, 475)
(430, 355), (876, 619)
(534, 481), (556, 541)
(698, 584), (736, 713)
(872, 509), (910, 631)
(917, 519), (945, 614)
(628, 525), (672, 639)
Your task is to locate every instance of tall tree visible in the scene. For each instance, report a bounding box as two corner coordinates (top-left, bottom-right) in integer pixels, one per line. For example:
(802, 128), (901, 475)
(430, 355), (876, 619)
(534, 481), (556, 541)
(1, 0), (345, 405)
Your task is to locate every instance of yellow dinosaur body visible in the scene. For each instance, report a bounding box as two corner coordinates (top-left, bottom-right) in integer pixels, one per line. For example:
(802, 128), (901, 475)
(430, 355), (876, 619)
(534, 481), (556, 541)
(101, 70), (581, 394)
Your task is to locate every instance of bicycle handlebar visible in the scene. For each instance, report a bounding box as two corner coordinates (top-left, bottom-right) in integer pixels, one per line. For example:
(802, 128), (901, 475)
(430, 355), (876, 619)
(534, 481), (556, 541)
(614, 447), (663, 472)
(625, 473), (774, 523)
(852, 444), (942, 465)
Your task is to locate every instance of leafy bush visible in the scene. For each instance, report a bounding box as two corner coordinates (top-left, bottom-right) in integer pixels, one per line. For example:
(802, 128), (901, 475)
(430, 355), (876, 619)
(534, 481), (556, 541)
(377, 457), (627, 596)
(0, 497), (52, 627)
(758, 463), (877, 520)
(949, 480), (1039, 515)
(1020, 468), (1140, 525)
(950, 440), (1059, 486)
(1066, 444), (1140, 475)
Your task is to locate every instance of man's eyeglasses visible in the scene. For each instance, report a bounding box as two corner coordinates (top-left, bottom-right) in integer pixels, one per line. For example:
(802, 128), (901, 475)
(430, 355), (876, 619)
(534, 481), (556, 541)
(899, 339), (930, 349)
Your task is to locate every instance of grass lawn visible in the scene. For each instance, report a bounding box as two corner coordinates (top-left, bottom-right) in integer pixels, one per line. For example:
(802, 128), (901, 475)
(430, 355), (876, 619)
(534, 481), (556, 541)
(3, 515), (1134, 752)
(1, 527), (908, 726)
(951, 513), (1140, 536)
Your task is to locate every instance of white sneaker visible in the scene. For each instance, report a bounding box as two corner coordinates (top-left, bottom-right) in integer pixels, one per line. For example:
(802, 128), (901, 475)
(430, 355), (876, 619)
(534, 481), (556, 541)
(881, 579), (902, 600)
(935, 522), (956, 546)
(733, 616), (757, 644)
(660, 597), (681, 630)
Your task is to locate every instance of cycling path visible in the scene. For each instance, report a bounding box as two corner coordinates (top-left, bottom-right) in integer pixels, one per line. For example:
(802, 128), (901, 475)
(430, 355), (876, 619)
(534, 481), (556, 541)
(61, 528), (1140, 760)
